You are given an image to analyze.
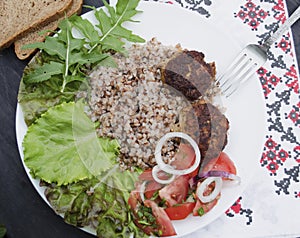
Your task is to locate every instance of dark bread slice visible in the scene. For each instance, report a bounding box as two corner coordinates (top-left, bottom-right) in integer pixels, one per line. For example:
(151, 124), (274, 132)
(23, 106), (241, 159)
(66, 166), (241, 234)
(14, 0), (83, 60)
(0, 0), (72, 49)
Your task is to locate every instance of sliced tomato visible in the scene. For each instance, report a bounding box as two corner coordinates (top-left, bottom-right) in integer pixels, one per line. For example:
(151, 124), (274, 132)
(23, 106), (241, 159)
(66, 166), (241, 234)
(192, 180), (221, 216)
(128, 184), (142, 212)
(139, 169), (154, 181)
(171, 144), (195, 169)
(165, 202), (196, 220)
(159, 175), (189, 207)
(144, 199), (177, 237)
(201, 152), (237, 176)
(171, 143), (199, 178)
(193, 194), (220, 216)
(139, 168), (171, 182)
(144, 180), (164, 199)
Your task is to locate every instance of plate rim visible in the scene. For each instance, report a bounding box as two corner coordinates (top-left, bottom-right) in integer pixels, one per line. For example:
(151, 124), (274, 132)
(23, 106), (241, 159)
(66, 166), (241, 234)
(15, 1), (268, 237)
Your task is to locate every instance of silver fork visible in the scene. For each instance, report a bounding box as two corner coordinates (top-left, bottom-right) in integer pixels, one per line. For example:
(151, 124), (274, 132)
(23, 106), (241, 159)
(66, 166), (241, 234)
(217, 5), (300, 97)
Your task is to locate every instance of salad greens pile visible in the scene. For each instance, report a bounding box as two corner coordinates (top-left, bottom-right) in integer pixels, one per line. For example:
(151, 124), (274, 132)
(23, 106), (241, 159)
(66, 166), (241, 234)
(44, 169), (147, 238)
(19, 0), (144, 126)
(19, 0), (148, 237)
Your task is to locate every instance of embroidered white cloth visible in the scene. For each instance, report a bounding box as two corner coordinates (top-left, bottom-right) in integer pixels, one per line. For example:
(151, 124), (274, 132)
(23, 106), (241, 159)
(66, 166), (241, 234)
(112, 0), (300, 237)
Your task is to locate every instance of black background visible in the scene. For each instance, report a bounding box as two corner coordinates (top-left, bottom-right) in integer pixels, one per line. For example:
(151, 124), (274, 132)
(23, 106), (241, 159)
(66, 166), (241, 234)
(0, 1), (299, 238)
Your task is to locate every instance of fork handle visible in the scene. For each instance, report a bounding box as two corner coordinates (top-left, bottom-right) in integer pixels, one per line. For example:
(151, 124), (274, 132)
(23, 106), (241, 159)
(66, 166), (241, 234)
(262, 5), (300, 50)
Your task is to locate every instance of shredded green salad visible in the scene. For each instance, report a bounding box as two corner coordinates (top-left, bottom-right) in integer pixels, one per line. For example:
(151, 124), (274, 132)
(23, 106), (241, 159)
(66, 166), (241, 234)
(19, 0), (148, 237)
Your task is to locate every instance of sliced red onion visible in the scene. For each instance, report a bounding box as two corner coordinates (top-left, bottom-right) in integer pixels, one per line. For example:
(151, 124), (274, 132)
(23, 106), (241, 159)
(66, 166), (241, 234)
(189, 170), (241, 188)
(154, 132), (201, 176)
(199, 170), (241, 184)
(196, 177), (223, 203)
(152, 165), (175, 184)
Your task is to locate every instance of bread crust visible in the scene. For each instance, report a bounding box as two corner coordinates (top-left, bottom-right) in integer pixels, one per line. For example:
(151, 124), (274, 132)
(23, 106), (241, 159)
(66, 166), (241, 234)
(0, 0), (73, 49)
(14, 0), (83, 60)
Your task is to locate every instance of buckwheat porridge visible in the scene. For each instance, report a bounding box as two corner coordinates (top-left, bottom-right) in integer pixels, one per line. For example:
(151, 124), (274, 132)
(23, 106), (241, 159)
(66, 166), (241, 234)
(87, 38), (193, 170)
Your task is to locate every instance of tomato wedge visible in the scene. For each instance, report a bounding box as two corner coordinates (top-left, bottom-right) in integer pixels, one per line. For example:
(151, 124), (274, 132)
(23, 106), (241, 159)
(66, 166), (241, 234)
(193, 194), (220, 216)
(171, 144), (195, 169)
(165, 202), (196, 220)
(170, 143), (199, 178)
(159, 175), (189, 207)
(144, 200), (177, 236)
(202, 152), (237, 176)
(139, 169), (154, 181)
(144, 180), (163, 199)
(139, 168), (171, 181)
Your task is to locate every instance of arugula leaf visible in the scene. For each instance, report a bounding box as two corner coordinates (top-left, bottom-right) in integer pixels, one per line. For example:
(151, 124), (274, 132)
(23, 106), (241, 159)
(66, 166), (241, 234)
(18, 53), (85, 126)
(19, 0), (144, 125)
(68, 15), (101, 44)
(94, 0), (144, 52)
(22, 0), (144, 91)
(23, 61), (64, 83)
(23, 100), (119, 185)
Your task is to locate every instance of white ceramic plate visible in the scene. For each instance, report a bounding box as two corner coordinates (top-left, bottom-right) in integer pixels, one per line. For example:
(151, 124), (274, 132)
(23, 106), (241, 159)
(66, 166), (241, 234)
(16, 2), (267, 237)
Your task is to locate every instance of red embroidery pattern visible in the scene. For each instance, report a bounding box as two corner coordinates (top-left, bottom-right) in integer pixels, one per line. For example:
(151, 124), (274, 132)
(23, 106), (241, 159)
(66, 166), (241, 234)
(294, 191), (300, 198)
(226, 197), (253, 225)
(272, 0), (286, 24)
(258, 67), (281, 98)
(234, 0), (269, 31)
(260, 137), (290, 175)
(286, 102), (300, 127)
(284, 65), (299, 94)
(275, 34), (292, 55)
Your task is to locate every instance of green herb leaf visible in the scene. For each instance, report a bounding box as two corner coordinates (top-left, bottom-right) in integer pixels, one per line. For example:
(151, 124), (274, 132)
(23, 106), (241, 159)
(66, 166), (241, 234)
(68, 51), (111, 67)
(22, 36), (66, 60)
(23, 61), (64, 84)
(68, 15), (101, 44)
(20, 0), (144, 124)
(197, 207), (205, 216)
(95, 0), (145, 50)
(23, 100), (119, 185)
(44, 170), (147, 237)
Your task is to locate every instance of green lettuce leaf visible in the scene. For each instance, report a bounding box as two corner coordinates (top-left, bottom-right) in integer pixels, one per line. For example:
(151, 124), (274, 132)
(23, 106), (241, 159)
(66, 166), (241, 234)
(23, 100), (119, 185)
(18, 52), (88, 126)
(44, 169), (147, 237)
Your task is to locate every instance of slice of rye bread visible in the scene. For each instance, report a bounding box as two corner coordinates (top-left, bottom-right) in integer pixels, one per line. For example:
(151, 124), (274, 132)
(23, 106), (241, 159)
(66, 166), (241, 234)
(14, 0), (83, 60)
(0, 0), (72, 49)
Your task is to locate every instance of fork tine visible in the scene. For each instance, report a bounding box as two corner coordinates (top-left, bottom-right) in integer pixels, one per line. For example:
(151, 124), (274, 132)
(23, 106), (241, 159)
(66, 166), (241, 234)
(219, 54), (251, 90)
(222, 61), (259, 97)
(216, 52), (247, 85)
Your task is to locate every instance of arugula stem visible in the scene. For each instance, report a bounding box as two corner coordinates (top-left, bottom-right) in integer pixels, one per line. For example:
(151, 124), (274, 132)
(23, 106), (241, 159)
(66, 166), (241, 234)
(88, 43), (98, 54)
(99, 3), (129, 43)
(61, 23), (71, 93)
(88, 3), (131, 54)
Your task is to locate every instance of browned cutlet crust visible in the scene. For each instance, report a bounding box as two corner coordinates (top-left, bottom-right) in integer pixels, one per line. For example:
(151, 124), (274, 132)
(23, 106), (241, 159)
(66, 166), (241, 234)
(160, 50), (216, 100)
(161, 50), (229, 171)
(192, 99), (229, 170)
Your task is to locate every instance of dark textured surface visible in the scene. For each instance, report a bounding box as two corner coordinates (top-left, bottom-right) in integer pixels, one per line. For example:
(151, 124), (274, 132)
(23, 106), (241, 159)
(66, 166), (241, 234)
(287, 0), (300, 73)
(0, 1), (299, 238)
(0, 2), (104, 238)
